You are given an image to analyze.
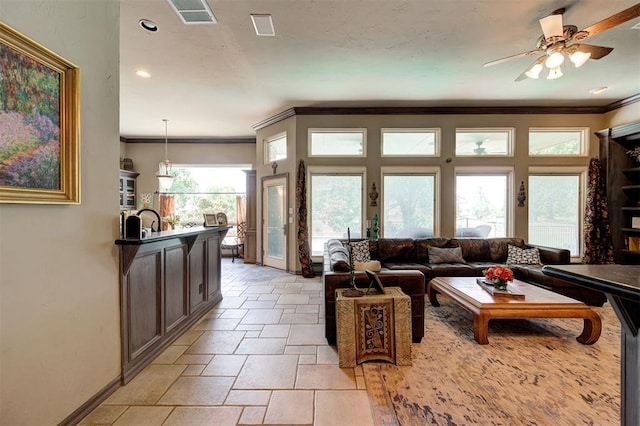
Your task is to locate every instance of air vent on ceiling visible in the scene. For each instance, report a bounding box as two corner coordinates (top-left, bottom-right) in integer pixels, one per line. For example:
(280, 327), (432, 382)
(167, 0), (217, 24)
(251, 14), (275, 36)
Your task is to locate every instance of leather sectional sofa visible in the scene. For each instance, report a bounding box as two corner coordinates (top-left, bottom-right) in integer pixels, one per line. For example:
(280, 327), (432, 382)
(323, 237), (607, 345)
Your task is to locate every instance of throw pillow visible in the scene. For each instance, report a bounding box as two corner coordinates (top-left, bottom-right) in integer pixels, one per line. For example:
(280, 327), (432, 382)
(506, 244), (542, 265)
(354, 260), (382, 272)
(428, 246), (466, 264)
(349, 240), (371, 262)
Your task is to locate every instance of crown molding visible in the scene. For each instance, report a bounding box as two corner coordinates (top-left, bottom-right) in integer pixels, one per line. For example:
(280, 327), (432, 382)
(604, 93), (640, 112)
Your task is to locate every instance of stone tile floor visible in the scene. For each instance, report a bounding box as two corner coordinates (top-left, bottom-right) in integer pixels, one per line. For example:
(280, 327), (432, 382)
(80, 259), (375, 426)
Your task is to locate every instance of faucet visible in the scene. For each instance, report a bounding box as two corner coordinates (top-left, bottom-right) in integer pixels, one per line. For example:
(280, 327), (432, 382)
(137, 208), (162, 232)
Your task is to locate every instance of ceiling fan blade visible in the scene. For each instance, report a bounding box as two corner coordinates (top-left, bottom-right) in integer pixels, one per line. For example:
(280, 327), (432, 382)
(482, 49), (543, 67)
(570, 43), (614, 60)
(574, 3), (640, 40)
(539, 13), (564, 39)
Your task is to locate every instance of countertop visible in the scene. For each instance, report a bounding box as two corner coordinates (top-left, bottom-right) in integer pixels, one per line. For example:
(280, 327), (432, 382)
(115, 226), (230, 245)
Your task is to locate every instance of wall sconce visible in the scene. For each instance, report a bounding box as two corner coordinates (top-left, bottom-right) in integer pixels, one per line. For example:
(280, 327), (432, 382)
(517, 181), (526, 207)
(369, 182), (379, 207)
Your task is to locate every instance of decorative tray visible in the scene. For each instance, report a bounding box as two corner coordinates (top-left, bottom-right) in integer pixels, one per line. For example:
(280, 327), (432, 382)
(476, 278), (525, 300)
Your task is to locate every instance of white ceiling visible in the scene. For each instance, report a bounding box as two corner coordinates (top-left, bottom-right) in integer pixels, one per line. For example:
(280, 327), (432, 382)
(119, 0), (640, 139)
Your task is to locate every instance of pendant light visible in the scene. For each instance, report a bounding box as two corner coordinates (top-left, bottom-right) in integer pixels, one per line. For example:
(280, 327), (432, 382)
(156, 119), (173, 191)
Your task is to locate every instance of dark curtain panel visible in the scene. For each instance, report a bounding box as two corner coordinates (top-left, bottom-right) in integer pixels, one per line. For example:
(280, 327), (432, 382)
(297, 160), (315, 277)
(583, 157), (614, 264)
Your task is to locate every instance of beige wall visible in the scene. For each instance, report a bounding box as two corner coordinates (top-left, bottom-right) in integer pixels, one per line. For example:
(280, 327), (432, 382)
(0, 1), (121, 424)
(604, 102), (640, 128)
(258, 112), (607, 273)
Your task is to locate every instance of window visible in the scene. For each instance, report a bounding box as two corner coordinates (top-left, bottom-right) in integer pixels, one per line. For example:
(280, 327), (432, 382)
(264, 133), (287, 163)
(455, 128), (514, 156)
(309, 167), (365, 256)
(169, 166), (248, 225)
(529, 128), (589, 156)
(308, 129), (366, 157)
(455, 168), (513, 238)
(528, 168), (586, 257)
(382, 167), (439, 237)
(381, 129), (440, 157)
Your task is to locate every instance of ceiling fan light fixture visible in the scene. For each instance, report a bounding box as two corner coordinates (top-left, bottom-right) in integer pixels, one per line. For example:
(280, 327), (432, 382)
(525, 63), (543, 79)
(544, 51), (565, 68)
(547, 66), (563, 80)
(569, 50), (591, 68)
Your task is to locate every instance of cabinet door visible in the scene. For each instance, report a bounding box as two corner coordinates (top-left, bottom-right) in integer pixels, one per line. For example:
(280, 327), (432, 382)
(126, 250), (162, 360)
(164, 243), (188, 333)
(206, 235), (221, 300)
(189, 240), (207, 313)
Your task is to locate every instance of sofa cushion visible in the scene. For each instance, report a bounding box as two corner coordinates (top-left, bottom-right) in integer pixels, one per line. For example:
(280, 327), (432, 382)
(428, 263), (478, 277)
(415, 238), (450, 263)
(349, 240), (371, 262)
(377, 238), (416, 263)
(428, 246), (466, 264)
(488, 238), (525, 262)
(507, 244), (542, 265)
(450, 238), (491, 262)
(354, 260), (381, 272)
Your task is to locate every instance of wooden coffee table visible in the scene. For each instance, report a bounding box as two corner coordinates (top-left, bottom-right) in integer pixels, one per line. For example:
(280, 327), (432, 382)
(427, 276), (602, 345)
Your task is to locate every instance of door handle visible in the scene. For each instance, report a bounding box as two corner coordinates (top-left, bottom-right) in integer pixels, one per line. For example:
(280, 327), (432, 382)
(282, 224), (287, 236)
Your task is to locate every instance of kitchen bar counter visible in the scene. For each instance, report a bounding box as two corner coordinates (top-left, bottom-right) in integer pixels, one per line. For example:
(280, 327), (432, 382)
(543, 264), (640, 426)
(116, 226), (229, 383)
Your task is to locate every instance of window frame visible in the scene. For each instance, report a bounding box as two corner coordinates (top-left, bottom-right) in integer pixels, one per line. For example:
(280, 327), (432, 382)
(454, 166), (515, 237)
(528, 127), (590, 157)
(455, 128), (515, 157)
(380, 166), (441, 237)
(264, 132), (287, 164)
(528, 166), (587, 260)
(307, 166), (367, 258)
(380, 128), (441, 157)
(307, 128), (367, 158)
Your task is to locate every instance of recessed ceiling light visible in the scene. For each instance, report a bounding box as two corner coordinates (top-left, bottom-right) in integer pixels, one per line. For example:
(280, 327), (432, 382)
(251, 14), (275, 36)
(589, 86), (609, 94)
(136, 70), (151, 78)
(139, 19), (158, 32)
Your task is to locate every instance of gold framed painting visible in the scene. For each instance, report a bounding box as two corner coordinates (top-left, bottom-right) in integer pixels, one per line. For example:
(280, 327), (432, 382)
(0, 21), (80, 204)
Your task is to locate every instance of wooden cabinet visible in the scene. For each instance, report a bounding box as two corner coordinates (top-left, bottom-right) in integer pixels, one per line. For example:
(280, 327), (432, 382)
(117, 227), (228, 383)
(596, 121), (640, 264)
(119, 169), (139, 210)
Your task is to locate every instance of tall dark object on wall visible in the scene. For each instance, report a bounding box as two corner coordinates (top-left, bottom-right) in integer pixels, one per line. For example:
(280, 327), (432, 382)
(296, 160), (314, 278)
(595, 121), (640, 264)
(583, 157), (614, 264)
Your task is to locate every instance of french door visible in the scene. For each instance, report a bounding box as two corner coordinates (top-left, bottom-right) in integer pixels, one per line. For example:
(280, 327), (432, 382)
(262, 176), (287, 270)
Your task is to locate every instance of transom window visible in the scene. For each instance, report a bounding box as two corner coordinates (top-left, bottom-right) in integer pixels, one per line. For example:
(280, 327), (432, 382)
(308, 129), (366, 157)
(529, 128), (589, 156)
(455, 128), (514, 156)
(264, 133), (287, 163)
(381, 129), (440, 157)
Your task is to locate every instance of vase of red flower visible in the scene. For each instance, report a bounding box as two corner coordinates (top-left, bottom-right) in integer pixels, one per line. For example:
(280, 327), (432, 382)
(483, 265), (514, 290)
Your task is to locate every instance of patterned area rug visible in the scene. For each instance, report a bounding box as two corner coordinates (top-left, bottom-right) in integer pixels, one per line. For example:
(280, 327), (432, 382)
(363, 297), (621, 425)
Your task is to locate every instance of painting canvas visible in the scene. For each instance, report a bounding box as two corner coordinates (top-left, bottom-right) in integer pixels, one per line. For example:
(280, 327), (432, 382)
(0, 22), (80, 204)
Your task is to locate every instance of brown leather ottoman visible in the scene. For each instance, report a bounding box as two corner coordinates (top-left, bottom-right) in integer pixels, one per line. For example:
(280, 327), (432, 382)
(323, 270), (425, 344)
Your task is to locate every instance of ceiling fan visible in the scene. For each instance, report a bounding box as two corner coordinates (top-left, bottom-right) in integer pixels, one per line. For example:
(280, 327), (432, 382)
(483, 3), (640, 81)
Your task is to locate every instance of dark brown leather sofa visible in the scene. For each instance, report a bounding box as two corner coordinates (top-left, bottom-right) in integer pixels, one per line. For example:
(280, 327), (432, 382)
(323, 237), (607, 344)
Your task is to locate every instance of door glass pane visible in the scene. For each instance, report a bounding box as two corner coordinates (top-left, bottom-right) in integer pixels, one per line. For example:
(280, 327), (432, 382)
(528, 175), (580, 256)
(266, 185), (284, 259)
(456, 175), (507, 237)
(383, 175), (435, 237)
(310, 175), (362, 255)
